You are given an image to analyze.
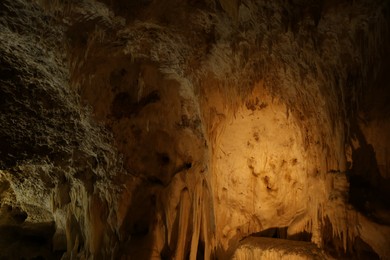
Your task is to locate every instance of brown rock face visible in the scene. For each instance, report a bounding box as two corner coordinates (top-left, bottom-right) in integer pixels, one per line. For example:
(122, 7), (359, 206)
(1, 0), (389, 259)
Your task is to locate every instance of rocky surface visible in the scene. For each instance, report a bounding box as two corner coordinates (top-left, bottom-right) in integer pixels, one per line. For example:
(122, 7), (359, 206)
(232, 237), (327, 259)
(0, 0), (389, 259)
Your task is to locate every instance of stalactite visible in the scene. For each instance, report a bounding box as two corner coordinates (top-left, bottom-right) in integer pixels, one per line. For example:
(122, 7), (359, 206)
(189, 181), (203, 260)
(201, 180), (214, 260)
(175, 188), (191, 260)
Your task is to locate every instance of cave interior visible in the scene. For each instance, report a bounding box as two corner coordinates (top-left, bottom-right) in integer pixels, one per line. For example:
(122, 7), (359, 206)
(0, 0), (390, 259)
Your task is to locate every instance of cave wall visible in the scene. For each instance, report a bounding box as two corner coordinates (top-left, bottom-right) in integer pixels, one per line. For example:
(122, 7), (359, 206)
(1, 0), (390, 259)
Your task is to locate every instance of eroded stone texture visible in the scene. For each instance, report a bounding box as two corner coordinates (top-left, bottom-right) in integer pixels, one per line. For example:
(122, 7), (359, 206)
(232, 237), (327, 260)
(1, 0), (389, 259)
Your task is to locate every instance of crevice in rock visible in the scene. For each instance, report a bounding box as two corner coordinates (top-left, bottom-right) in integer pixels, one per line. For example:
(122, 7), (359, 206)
(0, 222), (60, 259)
(111, 90), (161, 119)
(251, 227), (288, 240)
(348, 119), (390, 224)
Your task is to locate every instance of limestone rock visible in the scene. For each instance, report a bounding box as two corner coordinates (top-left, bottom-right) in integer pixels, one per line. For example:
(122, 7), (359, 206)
(0, 0), (389, 259)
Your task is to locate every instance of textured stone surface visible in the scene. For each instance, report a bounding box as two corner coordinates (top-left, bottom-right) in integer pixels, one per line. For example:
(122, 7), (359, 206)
(232, 237), (327, 260)
(0, 0), (389, 259)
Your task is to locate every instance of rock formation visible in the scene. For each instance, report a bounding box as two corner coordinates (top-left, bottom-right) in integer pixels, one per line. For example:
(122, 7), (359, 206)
(1, 0), (389, 259)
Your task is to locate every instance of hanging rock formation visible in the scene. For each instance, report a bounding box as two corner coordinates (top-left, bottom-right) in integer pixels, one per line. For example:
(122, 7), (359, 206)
(1, 0), (389, 259)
